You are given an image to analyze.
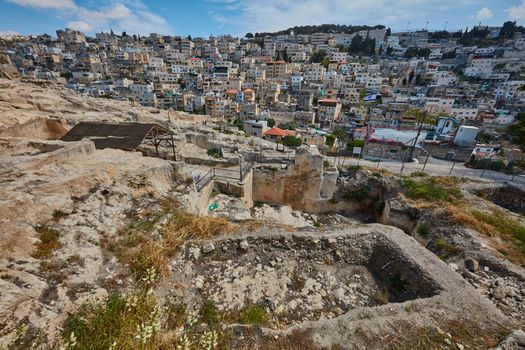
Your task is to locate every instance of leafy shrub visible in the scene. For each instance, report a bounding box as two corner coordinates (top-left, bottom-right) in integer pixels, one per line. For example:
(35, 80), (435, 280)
(281, 135), (302, 147)
(207, 147), (223, 158)
(347, 165), (363, 171)
(473, 158), (506, 172)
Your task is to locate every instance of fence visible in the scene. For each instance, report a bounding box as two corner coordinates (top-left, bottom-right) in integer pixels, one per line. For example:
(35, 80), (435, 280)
(194, 162), (253, 192)
(255, 152), (295, 165)
(340, 149), (525, 186)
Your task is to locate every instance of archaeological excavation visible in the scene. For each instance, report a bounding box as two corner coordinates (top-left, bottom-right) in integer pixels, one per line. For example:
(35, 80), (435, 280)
(1, 80), (525, 349)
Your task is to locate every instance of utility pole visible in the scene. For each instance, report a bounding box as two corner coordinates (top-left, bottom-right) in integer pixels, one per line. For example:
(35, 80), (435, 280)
(422, 153), (430, 172)
(407, 111), (427, 162)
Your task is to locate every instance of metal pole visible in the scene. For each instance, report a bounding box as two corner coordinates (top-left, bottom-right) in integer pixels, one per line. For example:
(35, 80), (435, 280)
(480, 154), (493, 178)
(239, 159), (243, 181)
(449, 160), (456, 176)
(377, 144), (383, 168)
(422, 153), (430, 172)
(400, 150), (408, 173)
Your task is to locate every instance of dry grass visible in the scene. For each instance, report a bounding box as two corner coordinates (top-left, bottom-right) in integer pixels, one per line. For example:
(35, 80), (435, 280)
(107, 208), (233, 283)
(385, 319), (509, 350)
(162, 212), (233, 257)
(447, 205), (525, 266)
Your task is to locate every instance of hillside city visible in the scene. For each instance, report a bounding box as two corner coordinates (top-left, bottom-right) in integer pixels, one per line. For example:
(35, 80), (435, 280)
(1, 22), (525, 169)
(1, 19), (525, 350)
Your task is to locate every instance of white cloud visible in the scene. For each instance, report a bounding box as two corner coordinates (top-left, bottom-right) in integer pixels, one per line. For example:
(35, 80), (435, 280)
(508, 0), (525, 20)
(0, 30), (20, 36)
(210, 0), (493, 34)
(66, 20), (93, 32)
(5, 0), (76, 9)
(6, 0), (172, 35)
(475, 7), (493, 21)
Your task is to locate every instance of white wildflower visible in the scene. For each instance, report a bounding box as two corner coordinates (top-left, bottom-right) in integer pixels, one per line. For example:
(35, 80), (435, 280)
(176, 333), (192, 350)
(141, 267), (157, 286)
(187, 310), (199, 328)
(199, 330), (218, 350)
(135, 322), (154, 345)
(63, 331), (77, 350)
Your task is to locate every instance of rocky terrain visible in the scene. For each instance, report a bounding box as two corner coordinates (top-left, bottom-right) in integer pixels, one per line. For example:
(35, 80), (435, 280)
(0, 79), (525, 349)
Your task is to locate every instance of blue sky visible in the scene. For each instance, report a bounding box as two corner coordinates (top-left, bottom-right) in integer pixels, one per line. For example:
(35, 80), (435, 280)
(1, 0), (525, 37)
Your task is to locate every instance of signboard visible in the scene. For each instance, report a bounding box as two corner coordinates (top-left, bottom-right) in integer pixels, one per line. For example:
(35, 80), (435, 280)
(353, 147), (362, 156)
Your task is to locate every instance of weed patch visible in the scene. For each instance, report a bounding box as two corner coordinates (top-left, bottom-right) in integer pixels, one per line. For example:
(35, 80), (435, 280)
(341, 187), (369, 202)
(63, 290), (160, 350)
(401, 176), (462, 203)
(32, 226), (62, 259)
(52, 210), (69, 221)
(417, 223), (430, 237)
(347, 165), (363, 171)
(239, 305), (268, 326)
(435, 238), (461, 255)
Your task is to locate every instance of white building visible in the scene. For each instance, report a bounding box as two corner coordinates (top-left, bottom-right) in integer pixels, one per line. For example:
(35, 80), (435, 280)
(454, 126), (479, 147)
(130, 83), (157, 107)
(465, 56), (494, 78)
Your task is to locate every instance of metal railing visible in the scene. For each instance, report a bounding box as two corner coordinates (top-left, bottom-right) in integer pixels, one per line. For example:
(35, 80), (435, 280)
(194, 168), (214, 192)
(194, 162), (253, 192)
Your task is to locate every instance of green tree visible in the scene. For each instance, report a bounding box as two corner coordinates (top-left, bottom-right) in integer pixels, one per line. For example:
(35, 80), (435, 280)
(418, 48), (431, 59)
(405, 47), (417, 59)
(507, 112), (525, 150)
(499, 21), (517, 39)
(325, 134), (336, 147)
(332, 128), (348, 140)
(267, 118), (276, 127)
(409, 70), (415, 84)
(232, 117), (244, 131)
(346, 139), (365, 151)
(245, 32), (254, 38)
(321, 57), (330, 69)
(349, 35), (364, 55)
(279, 121), (297, 130)
(310, 50), (327, 63)
(282, 135), (302, 147)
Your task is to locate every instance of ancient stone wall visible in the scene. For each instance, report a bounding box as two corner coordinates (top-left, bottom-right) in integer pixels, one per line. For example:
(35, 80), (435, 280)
(252, 146), (338, 211)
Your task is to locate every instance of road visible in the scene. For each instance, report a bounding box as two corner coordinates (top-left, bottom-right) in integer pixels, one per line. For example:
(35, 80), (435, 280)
(327, 155), (525, 187)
